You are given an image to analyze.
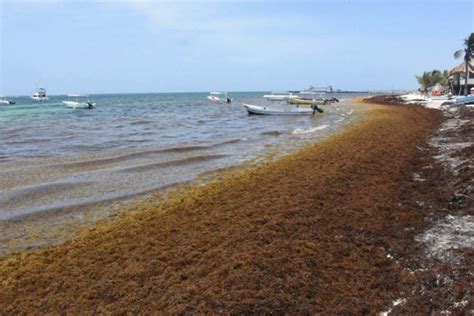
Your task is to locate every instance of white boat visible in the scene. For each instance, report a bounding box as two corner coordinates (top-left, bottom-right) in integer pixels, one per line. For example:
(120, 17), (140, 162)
(31, 88), (49, 101)
(452, 95), (474, 105)
(263, 92), (299, 101)
(0, 97), (15, 105)
(62, 94), (96, 109)
(303, 85), (333, 93)
(243, 103), (322, 115)
(207, 92), (232, 104)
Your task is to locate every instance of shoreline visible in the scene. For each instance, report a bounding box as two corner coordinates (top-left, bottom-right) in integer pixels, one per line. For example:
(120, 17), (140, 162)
(0, 100), (365, 254)
(1, 97), (472, 313)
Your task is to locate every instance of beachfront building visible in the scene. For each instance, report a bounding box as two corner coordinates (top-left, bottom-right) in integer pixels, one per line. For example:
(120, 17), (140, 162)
(449, 61), (474, 95)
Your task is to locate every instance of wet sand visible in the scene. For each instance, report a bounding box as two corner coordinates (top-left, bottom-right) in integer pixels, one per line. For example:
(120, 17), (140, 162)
(1, 98), (472, 314)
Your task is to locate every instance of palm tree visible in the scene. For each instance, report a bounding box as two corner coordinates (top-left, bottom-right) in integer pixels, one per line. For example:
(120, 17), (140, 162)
(416, 70), (450, 94)
(416, 71), (431, 94)
(454, 33), (474, 95)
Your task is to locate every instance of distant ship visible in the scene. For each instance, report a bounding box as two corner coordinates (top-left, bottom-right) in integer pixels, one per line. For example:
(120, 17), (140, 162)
(31, 88), (49, 102)
(303, 85), (333, 93)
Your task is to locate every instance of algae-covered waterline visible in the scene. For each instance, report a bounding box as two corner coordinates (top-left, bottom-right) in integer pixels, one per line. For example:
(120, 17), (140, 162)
(0, 92), (365, 253)
(0, 99), (449, 314)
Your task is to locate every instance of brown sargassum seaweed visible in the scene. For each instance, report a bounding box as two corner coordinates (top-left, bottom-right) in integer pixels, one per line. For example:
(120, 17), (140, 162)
(3, 99), (464, 314)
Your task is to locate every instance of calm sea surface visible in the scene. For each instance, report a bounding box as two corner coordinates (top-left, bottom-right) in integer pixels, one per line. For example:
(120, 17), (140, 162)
(1, 91), (370, 252)
(0, 92), (365, 162)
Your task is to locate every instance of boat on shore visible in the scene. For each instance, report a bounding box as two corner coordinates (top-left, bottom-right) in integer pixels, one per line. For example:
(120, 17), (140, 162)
(31, 88), (49, 102)
(243, 103), (323, 115)
(207, 92), (232, 104)
(63, 94), (96, 109)
(451, 95), (474, 105)
(0, 97), (15, 105)
(263, 92), (299, 101)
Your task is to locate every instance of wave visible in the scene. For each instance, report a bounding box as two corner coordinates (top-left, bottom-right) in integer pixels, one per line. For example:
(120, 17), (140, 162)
(0, 181), (93, 211)
(129, 120), (154, 126)
(260, 130), (282, 136)
(50, 146), (214, 169)
(119, 154), (228, 173)
(214, 138), (246, 146)
(292, 124), (330, 135)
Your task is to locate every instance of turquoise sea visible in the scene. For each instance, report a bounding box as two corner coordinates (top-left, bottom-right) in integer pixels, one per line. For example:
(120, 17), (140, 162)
(0, 92), (365, 162)
(1, 91), (368, 251)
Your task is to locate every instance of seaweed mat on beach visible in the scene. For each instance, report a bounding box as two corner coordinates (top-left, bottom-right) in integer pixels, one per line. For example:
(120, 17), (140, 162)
(0, 102), (446, 314)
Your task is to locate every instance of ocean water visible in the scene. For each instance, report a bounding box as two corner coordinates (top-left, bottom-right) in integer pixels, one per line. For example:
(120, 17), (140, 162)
(0, 92), (368, 227)
(0, 91), (369, 252)
(0, 92), (364, 162)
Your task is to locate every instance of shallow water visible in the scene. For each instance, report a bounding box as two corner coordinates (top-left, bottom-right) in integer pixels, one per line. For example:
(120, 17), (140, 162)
(0, 92), (364, 162)
(0, 92), (368, 253)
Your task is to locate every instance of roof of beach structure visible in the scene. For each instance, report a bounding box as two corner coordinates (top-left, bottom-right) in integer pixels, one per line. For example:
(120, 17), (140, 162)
(449, 60), (474, 74)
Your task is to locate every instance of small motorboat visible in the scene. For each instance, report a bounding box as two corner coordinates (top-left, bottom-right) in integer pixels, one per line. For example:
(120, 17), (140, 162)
(0, 97), (15, 105)
(243, 103), (323, 115)
(31, 88), (49, 102)
(207, 92), (232, 104)
(288, 98), (326, 106)
(63, 94), (96, 109)
(263, 92), (299, 101)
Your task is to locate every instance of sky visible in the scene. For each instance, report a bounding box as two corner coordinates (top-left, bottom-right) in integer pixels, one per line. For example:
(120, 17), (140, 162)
(0, 0), (473, 95)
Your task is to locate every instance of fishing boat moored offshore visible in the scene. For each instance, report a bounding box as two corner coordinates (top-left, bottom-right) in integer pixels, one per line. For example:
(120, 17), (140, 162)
(0, 97), (15, 105)
(63, 94), (96, 109)
(243, 103), (323, 115)
(207, 92), (232, 104)
(31, 88), (49, 102)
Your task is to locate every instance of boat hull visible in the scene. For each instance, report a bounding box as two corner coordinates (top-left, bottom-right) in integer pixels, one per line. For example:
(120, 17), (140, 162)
(31, 97), (49, 102)
(63, 101), (95, 109)
(288, 98), (325, 106)
(243, 104), (316, 115)
(207, 96), (225, 104)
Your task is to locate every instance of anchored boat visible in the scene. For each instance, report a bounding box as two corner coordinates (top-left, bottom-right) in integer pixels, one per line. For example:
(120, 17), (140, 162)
(243, 103), (323, 115)
(0, 97), (15, 105)
(31, 88), (49, 102)
(207, 92), (232, 104)
(63, 94), (96, 109)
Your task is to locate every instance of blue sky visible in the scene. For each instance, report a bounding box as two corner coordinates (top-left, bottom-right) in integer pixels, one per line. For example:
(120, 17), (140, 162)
(1, 0), (473, 95)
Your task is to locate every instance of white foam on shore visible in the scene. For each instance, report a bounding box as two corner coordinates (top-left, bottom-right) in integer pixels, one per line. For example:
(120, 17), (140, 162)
(416, 215), (474, 262)
(401, 93), (427, 102)
(292, 124), (330, 134)
(428, 117), (473, 175)
(379, 298), (407, 316)
(400, 93), (447, 109)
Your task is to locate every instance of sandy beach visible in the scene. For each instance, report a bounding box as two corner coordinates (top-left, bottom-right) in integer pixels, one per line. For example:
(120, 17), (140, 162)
(1, 97), (471, 313)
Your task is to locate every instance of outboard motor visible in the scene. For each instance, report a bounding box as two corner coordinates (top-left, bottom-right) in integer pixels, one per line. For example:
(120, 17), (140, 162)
(311, 104), (324, 115)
